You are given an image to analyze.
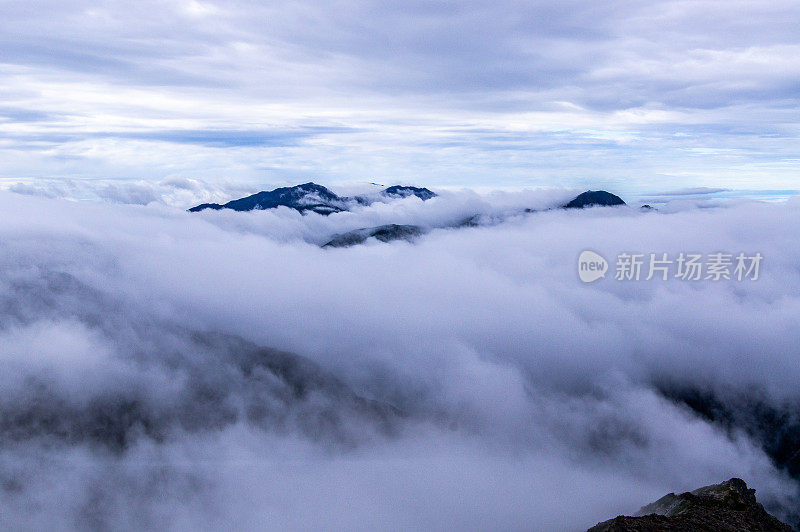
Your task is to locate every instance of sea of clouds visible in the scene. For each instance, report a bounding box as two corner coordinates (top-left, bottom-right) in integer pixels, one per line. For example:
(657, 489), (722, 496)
(0, 186), (798, 530)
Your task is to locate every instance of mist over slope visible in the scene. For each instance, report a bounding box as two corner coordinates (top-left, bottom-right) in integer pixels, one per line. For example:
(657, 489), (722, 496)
(0, 188), (799, 530)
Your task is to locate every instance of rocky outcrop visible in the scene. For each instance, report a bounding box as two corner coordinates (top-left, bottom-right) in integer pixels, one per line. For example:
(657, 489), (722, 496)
(588, 478), (792, 531)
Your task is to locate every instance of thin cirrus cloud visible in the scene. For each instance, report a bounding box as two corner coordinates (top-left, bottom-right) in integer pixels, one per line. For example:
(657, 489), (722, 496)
(0, 127), (358, 149)
(0, 0), (798, 193)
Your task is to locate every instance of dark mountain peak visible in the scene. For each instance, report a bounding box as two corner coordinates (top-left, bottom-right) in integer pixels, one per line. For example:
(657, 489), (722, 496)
(382, 185), (437, 201)
(285, 182), (337, 198)
(588, 478), (792, 531)
(189, 182), (441, 214)
(189, 182), (346, 215)
(564, 190), (626, 209)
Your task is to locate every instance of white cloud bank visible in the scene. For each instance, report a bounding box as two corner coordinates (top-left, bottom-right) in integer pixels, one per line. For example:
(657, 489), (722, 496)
(0, 189), (799, 530)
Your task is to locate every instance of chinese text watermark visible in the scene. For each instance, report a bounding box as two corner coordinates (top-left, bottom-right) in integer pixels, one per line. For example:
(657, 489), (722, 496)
(578, 251), (762, 283)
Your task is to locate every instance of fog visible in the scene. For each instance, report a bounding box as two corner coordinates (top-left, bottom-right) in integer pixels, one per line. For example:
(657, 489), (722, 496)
(0, 188), (798, 530)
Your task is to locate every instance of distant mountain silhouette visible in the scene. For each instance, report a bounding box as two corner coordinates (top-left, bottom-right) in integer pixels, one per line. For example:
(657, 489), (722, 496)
(189, 182), (347, 214)
(189, 182), (436, 214)
(189, 183), (631, 216)
(189, 184), (632, 248)
(563, 190), (626, 209)
(323, 224), (425, 248)
(381, 185), (437, 201)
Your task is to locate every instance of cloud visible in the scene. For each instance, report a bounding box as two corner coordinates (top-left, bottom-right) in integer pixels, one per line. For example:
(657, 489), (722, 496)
(3, 177), (256, 206)
(0, 189), (798, 528)
(101, 127), (358, 148)
(655, 187), (731, 196)
(0, 106), (58, 123)
(0, 1), (798, 190)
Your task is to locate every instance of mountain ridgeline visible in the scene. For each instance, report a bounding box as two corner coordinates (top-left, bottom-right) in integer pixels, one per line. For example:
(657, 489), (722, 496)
(189, 183), (628, 247)
(588, 478), (792, 531)
(189, 183), (437, 214)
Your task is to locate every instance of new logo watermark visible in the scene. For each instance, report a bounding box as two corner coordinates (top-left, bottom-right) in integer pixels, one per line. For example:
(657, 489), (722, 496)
(578, 250), (608, 283)
(578, 251), (762, 283)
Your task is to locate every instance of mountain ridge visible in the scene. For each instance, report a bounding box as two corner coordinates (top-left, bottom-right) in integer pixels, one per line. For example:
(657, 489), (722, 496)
(588, 478), (792, 531)
(188, 182), (437, 214)
(189, 184), (630, 248)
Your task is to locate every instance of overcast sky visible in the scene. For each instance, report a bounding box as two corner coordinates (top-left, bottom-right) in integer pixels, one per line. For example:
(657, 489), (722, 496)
(1, 0), (799, 194)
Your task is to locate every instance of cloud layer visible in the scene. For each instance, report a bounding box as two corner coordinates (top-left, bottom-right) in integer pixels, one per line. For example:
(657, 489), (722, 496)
(0, 1), (799, 192)
(0, 190), (798, 529)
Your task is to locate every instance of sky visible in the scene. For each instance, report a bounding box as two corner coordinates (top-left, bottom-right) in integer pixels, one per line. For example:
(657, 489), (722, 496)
(1, 0), (799, 198)
(3, 4), (800, 528)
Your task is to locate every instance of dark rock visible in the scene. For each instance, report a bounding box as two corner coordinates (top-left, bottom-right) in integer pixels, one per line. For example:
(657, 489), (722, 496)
(588, 478), (792, 531)
(640, 204), (654, 210)
(323, 224), (425, 248)
(381, 185), (437, 201)
(564, 190), (626, 209)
